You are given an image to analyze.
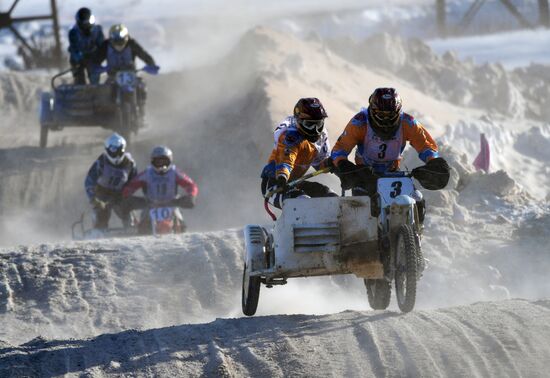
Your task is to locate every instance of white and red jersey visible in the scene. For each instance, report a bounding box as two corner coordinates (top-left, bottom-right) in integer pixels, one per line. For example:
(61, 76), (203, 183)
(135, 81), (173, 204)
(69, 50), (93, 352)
(123, 165), (198, 205)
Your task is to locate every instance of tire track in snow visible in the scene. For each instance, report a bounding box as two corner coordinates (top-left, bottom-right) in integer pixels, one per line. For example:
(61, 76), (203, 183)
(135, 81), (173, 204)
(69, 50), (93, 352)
(414, 311), (492, 377)
(443, 306), (523, 377)
(398, 314), (445, 377)
(351, 318), (388, 377)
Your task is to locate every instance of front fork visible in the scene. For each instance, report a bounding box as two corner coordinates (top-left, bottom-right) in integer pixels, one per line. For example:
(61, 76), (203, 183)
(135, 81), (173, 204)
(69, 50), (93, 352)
(379, 201), (420, 280)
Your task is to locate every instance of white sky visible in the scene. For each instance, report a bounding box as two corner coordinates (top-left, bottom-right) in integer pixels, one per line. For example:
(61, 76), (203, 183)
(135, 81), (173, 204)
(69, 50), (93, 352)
(427, 28), (550, 68)
(3, 0), (433, 20)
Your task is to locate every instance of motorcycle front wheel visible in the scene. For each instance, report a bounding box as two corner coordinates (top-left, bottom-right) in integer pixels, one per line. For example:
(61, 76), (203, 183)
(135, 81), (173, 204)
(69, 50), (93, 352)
(394, 224), (419, 313)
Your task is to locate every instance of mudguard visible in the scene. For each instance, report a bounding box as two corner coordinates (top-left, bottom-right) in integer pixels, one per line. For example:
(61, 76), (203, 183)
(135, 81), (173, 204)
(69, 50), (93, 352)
(243, 225), (266, 275)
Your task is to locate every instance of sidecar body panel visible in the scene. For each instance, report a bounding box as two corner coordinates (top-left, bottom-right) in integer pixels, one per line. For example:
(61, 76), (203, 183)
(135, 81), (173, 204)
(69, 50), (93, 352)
(269, 196), (382, 279)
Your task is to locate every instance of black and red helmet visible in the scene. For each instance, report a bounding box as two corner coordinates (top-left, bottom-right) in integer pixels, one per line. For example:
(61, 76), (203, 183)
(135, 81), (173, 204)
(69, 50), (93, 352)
(368, 88), (403, 139)
(293, 97), (328, 141)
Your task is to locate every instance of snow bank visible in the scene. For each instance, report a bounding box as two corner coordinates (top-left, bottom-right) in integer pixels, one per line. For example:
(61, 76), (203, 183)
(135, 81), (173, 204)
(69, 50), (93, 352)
(0, 71), (48, 126)
(403, 142), (550, 308)
(0, 230), (244, 345)
(324, 32), (550, 121)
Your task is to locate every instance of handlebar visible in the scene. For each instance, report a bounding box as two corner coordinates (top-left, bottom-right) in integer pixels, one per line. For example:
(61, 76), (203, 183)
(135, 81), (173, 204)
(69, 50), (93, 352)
(264, 167), (332, 200)
(377, 171), (412, 178)
(50, 65), (158, 90)
(51, 67), (76, 90)
(263, 167), (331, 221)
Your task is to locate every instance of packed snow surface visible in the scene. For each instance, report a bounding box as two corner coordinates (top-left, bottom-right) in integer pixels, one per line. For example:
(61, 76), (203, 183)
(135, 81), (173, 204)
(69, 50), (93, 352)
(1, 228), (550, 376)
(1, 299), (550, 377)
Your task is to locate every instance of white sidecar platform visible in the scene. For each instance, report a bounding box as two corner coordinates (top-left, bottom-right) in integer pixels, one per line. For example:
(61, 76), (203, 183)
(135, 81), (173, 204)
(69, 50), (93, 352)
(248, 196), (383, 280)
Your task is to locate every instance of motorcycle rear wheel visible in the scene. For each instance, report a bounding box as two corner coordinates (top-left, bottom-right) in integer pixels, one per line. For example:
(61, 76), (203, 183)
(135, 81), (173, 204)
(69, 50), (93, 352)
(365, 278), (391, 310)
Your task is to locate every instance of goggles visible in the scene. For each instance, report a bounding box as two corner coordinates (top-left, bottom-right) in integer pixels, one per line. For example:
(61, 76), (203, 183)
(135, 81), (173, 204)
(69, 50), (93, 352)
(298, 118), (325, 134)
(372, 110), (400, 128)
(107, 145), (124, 158)
(152, 156), (171, 169)
(111, 38), (128, 51)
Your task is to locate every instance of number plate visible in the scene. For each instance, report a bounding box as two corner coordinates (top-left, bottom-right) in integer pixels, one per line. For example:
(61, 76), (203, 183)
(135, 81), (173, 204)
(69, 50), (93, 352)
(116, 71), (137, 87)
(377, 177), (415, 205)
(149, 207), (174, 222)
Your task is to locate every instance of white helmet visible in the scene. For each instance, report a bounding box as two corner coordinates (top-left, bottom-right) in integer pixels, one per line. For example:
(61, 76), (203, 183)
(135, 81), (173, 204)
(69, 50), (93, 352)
(109, 24), (129, 52)
(151, 145), (173, 174)
(104, 133), (126, 165)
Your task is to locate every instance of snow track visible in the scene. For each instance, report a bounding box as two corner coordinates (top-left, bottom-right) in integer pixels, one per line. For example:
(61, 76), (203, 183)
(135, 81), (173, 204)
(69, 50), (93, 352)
(0, 226), (549, 377)
(1, 300), (549, 377)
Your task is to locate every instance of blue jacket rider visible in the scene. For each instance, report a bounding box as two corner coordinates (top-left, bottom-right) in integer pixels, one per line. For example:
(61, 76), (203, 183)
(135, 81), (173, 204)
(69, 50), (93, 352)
(68, 7), (104, 85)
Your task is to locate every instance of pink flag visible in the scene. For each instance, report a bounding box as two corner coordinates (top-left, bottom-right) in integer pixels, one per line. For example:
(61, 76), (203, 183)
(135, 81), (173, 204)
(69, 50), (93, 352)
(473, 133), (490, 172)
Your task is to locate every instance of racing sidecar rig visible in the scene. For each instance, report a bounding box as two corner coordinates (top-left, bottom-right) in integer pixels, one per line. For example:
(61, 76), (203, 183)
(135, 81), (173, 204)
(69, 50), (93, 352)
(242, 170), (425, 316)
(71, 207), (138, 241)
(39, 67), (151, 147)
(71, 204), (186, 240)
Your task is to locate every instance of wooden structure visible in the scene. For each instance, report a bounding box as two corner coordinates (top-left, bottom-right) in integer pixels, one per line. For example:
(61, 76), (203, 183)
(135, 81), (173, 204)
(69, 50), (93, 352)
(0, 0), (62, 69)
(436, 0), (550, 36)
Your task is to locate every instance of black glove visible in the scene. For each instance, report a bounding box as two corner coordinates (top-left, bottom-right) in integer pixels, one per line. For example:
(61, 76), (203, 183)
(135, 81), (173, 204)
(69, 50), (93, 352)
(177, 196), (196, 209)
(336, 160), (359, 190)
(426, 157), (450, 171)
(323, 157), (336, 173)
(336, 160), (377, 190)
(275, 176), (288, 191)
(412, 157), (450, 190)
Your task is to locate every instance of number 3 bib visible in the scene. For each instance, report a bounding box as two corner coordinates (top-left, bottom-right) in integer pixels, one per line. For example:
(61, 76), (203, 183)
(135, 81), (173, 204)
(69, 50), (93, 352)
(361, 124), (403, 165)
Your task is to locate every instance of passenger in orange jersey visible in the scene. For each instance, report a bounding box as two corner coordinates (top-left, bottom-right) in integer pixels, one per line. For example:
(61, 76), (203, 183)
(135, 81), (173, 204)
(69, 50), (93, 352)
(331, 87), (450, 198)
(261, 97), (338, 208)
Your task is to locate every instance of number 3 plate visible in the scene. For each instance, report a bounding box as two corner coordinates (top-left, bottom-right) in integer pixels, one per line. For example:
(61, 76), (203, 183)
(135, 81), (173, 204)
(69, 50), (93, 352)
(377, 178), (415, 205)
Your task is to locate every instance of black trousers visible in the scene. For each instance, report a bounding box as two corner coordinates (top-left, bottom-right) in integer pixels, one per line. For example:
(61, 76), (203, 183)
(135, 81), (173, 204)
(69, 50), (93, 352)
(93, 196), (129, 229)
(71, 61), (100, 85)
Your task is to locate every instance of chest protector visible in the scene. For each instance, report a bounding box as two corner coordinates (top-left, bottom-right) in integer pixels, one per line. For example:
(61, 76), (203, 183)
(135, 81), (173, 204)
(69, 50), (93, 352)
(75, 26), (101, 54)
(107, 45), (134, 71)
(145, 166), (177, 204)
(97, 159), (131, 192)
(311, 131), (330, 167)
(358, 115), (404, 170)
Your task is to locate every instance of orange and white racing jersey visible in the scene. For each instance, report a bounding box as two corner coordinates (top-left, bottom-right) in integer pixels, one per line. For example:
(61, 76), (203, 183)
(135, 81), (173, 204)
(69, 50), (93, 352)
(331, 108), (438, 173)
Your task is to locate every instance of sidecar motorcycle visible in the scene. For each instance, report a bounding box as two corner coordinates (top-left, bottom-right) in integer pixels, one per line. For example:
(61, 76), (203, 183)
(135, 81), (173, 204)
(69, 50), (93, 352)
(242, 172), (425, 315)
(39, 68), (153, 147)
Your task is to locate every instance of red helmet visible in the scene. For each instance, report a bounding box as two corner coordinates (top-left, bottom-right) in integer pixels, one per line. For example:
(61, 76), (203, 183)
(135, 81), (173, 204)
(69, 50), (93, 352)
(368, 88), (402, 139)
(293, 97), (328, 142)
